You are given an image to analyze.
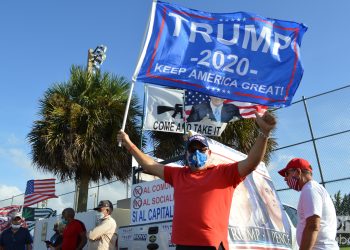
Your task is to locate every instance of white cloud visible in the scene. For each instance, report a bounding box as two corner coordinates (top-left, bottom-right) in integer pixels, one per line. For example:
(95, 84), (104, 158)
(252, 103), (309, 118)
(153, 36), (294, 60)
(45, 179), (130, 215)
(46, 196), (73, 215)
(268, 153), (296, 171)
(0, 135), (130, 213)
(0, 184), (23, 207)
(7, 148), (32, 170)
(7, 134), (23, 145)
(95, 181), (129, 205)
(0, 144), (57, 180)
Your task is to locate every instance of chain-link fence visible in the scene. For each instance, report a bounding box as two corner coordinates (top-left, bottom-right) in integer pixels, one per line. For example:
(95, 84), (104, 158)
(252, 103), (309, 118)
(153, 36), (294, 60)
(270, 85), (350, 208)
(1, 85), (349, 213)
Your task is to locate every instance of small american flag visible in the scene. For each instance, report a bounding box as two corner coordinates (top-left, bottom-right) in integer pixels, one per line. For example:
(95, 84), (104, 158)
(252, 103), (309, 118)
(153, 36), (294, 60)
(185, 91), (267, 119)
(24, 179), (58, 207)
(0, 205), (21, 216)
(0, 205), (22, 233)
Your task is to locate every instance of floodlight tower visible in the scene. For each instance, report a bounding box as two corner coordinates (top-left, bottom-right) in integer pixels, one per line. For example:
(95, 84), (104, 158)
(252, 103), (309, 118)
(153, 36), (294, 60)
(87, 45), (107, 73)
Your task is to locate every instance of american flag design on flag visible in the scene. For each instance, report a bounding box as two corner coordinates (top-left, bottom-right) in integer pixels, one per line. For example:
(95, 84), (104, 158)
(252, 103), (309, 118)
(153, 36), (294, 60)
(24, 178), (58, 207)
(184, 91), (210, 118)
(185, 91), (267, 120)
(0, 205), (22, 233)
(0, 205), (21, 216)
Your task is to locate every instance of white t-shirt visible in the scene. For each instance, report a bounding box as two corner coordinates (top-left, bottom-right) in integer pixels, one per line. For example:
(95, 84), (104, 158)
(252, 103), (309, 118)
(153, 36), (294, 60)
(297, 180), (339, 249)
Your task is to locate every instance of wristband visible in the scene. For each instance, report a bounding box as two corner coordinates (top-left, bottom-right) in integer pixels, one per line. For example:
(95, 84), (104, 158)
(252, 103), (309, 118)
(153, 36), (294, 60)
(258, 129), (270, 139)
(128, 144), (137, 152)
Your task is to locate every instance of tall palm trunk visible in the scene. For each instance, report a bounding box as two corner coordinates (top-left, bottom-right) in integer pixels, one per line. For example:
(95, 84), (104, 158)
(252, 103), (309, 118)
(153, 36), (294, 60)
(76, 166), (90, 212)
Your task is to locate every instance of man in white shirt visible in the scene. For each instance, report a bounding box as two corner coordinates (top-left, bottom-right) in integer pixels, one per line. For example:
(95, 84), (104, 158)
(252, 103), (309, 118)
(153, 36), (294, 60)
(88, 200), (117, 250)
(278, 158), (339, 250)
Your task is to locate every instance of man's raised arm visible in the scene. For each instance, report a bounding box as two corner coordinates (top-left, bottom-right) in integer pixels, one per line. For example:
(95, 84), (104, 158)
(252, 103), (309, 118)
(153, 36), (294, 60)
(238, 111), (276, 177)
(117, 131), (165, 179)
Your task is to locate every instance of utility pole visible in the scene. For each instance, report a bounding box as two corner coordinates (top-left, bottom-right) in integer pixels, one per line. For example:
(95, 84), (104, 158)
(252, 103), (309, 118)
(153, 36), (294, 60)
(73, 182), (79, 211)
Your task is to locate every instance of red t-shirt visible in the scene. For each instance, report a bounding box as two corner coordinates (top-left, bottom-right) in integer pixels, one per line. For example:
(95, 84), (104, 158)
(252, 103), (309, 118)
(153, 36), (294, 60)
(164, 163), (244, 249)
(62, 219), (86, 250)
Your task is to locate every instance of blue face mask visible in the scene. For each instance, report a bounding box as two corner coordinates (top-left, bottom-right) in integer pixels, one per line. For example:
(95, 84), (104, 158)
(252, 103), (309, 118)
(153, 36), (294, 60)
(96, 211), (105, 220)
(61, 219), (68, 225)
(188, 150), (207, 169)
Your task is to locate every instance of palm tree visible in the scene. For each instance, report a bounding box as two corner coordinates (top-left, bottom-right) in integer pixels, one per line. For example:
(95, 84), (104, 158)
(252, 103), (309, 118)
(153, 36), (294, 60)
(147, 131), (185, 161)
(27, 66), (142, 212)
(149, 114), (277, 165)
(217, 117), (277, 164)
(333, 191), (350, 216)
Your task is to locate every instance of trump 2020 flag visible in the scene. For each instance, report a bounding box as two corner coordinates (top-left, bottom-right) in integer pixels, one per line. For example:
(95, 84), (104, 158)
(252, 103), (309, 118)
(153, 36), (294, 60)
(24, 178), (58, 207)
(135, 1), (307, 107)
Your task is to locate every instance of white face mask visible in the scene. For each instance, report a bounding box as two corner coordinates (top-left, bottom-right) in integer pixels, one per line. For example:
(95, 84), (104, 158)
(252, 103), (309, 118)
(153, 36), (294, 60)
(96, 211), (105, 220)
(11, 224), (21, 230)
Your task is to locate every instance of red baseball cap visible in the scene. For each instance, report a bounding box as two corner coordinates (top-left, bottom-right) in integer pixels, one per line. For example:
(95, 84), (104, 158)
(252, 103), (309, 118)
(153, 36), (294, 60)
(278, 158), (312, 177)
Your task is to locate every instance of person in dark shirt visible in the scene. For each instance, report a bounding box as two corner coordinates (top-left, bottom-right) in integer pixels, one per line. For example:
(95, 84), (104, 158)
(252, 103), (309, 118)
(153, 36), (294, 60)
(0, 212), (32, 250)
(46, 222), (64, 250)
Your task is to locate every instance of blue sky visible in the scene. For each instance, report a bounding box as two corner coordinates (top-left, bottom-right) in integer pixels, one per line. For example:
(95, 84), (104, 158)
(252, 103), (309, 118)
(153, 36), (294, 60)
(0, 0), (349, 212)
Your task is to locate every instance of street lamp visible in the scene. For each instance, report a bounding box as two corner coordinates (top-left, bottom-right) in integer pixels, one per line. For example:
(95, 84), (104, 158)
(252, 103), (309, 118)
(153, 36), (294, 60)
(87, 45), (107, 73)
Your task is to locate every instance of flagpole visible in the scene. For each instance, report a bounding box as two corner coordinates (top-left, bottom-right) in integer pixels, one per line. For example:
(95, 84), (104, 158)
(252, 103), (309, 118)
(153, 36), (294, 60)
(96, 180), (100, 204)
(119, 79), (136, 147)
(118, 0), (157, 146)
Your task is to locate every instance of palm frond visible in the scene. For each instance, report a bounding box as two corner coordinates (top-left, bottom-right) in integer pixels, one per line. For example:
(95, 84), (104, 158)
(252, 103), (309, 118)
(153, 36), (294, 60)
(28, 66), (142, 182)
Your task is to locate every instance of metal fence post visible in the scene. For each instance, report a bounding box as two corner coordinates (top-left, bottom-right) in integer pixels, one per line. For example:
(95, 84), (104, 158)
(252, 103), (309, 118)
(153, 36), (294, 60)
(302, 96), (326, 187)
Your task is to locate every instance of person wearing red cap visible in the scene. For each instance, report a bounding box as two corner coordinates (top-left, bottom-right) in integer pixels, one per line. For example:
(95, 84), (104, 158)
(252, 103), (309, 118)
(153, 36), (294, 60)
(118, 111), (276, 250)
(278, 158), (338, 250)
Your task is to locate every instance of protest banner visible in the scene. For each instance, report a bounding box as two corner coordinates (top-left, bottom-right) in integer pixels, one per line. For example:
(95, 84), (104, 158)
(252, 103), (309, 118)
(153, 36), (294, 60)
(144, 85), (266, 136)
(337, 216), (350, 247)
(135, 1), (307, 107)
(130, 179), (174, 225)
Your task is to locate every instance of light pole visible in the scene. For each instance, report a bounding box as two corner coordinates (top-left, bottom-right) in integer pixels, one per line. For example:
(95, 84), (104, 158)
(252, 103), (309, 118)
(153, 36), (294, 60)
(73, 45), (107, 211)
(89, 193), (97, 208)
(87, 45), (107, 73)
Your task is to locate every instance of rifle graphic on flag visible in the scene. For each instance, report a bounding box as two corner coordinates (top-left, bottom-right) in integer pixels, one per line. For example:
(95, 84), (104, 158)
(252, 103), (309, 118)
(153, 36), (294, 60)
(157, 104), (184, 119)
(143, 85), (186, 134)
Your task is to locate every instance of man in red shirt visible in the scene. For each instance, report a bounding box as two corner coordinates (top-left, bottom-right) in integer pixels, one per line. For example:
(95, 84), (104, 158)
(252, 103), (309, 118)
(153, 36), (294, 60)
(117, 111), (276, 250)
(61, 208), (87, 250)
